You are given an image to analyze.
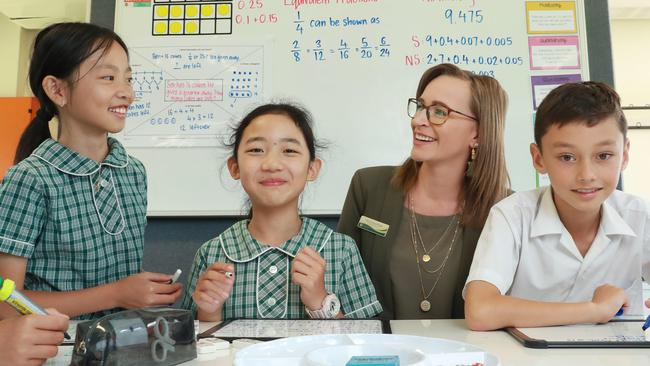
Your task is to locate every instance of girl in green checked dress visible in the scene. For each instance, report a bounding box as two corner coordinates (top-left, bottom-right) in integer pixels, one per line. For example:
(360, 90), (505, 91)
(0, 22), (181, 320)
(182, 103), (382, 321)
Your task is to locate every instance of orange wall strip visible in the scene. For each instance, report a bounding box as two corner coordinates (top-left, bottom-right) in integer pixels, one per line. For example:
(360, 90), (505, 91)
(0, 97), (38, 180)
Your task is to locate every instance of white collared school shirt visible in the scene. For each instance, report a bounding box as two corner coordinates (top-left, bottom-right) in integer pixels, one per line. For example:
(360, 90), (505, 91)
(464, 187), (650, 315)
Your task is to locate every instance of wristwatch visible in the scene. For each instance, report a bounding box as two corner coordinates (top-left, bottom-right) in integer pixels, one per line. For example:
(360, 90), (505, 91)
(305, 293), (340, 319)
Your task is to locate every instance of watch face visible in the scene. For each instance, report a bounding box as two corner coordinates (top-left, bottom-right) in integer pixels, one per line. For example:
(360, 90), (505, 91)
(325, 295), (340, 317)
(309, 294), (341, 319)
(328, 302), (337, 312)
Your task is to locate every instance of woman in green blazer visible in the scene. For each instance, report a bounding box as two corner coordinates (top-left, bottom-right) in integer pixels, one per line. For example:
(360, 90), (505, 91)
(338, 64), (510, 320)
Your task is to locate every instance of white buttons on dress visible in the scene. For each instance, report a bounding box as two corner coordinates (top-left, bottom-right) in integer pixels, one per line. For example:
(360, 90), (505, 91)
(269, 265), (278, 274)
(100, 179), (109, 188)
(267, 297), (276, 306)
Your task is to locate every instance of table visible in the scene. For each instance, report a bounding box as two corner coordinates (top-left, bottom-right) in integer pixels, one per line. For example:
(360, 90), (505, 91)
(48, 319), (650, 365)
(391, 319), (650, 365)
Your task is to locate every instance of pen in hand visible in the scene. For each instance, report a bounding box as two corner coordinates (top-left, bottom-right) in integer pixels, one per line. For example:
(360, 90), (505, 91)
(168, 269), (182, 284)
(0, 277), (71, 339)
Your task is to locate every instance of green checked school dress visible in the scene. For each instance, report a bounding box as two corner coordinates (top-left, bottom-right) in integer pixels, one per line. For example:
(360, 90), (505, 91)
(0, 138), (147, 320)
(181, 217), (382, 319)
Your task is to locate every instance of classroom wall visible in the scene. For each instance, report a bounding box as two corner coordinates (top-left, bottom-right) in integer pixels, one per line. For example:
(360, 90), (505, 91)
(0, 13), (23, 97)
(0, 0), (88, 97)
(15, 29), (38, 97)
(0, 23), (38, 97)
(610, 17), (650, 200)
(610, 19), (650, 106)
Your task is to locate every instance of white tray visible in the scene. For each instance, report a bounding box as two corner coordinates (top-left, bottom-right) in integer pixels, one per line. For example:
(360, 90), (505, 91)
(234, 333), (499, 366)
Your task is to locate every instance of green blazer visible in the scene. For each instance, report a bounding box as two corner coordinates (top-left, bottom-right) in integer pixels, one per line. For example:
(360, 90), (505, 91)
(337, 166), (481, 320)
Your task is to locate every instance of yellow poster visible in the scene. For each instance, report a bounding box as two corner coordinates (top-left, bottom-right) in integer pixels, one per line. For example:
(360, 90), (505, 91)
(526, 1), (577, 34)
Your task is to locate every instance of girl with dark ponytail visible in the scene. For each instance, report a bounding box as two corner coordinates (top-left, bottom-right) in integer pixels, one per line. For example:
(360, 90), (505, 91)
(14, 20), (113, 163)
(13, 108), (54, 164)
(0, 22), (182, 320)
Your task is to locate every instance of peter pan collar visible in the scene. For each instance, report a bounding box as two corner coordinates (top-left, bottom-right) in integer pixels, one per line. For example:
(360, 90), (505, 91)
(32, 137), (129, 176)
(531, 186), (636, 238)
(221, 217), (333, 262)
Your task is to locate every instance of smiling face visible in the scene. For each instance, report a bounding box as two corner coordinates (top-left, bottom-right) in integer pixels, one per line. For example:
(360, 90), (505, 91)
(530, 117), (629, 221)
(410, 75), (478, 165)
(60, 41), (133, 135)
(228, 113), (321, 212)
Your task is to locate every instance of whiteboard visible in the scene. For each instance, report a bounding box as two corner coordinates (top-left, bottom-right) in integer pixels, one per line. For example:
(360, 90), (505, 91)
(113, 0), (591, 216)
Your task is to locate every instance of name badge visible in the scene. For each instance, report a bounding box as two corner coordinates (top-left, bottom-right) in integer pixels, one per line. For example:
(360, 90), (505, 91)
(357, 215), (389, 237)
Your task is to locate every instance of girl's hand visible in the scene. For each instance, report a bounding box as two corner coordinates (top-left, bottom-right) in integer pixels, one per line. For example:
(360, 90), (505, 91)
(0, 309), (69, 366)
(114, 272), (182, 309)
(192, 263), (235, 314)
(291, 247), (328, 310)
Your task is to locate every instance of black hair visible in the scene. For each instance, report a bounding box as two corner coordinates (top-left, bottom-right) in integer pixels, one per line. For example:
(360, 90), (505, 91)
(14, 22), (129, 164)
(227, 103), (320, 162)
(534, 81), (627, 148)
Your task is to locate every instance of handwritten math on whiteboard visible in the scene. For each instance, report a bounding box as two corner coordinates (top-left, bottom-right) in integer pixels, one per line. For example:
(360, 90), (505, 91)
(123, 43), (266, 147)
(114, 0), (590, 215)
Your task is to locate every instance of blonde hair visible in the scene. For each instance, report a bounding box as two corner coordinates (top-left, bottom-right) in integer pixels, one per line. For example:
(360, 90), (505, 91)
(392, 64), (510, 228)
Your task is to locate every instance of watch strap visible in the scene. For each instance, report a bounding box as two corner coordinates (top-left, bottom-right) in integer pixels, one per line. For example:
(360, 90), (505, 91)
(305, 293), (340, 319)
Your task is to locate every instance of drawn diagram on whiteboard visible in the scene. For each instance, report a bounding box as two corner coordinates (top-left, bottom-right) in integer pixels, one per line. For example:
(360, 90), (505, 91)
(152, 1), (233, 36)
(118, 45), (265, 147)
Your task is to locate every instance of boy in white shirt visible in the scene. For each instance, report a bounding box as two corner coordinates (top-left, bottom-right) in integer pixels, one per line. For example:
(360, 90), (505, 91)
(463, 81), (650, 330)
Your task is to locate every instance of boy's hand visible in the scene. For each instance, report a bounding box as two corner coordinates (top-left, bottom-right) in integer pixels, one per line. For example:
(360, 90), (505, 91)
(114, 272), (183, 309)
(0, 309), (69, 366)
(645, 298), (650, 308)
(590, 284), (628, 323)
(291, 247), (327, 310)
(192, 263), (235, 314)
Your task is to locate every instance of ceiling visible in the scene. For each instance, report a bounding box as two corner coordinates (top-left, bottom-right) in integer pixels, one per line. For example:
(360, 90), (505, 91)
(0, 0), (87, 29)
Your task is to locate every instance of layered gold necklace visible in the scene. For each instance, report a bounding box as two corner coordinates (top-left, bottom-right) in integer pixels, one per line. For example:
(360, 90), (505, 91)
(408, 195), (460, 312)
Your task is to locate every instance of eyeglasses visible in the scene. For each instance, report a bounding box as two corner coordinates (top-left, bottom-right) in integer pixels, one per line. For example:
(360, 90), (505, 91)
(407, 98), (477, 125)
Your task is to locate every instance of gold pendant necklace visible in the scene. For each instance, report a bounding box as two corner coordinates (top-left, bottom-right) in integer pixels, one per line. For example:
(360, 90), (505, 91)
(420, 299), (431, 312)
(408, 195), (460, 312)
(421, 223), (459, 275)
(409, 195), (457, 263)
(410, 224), (457, 312)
